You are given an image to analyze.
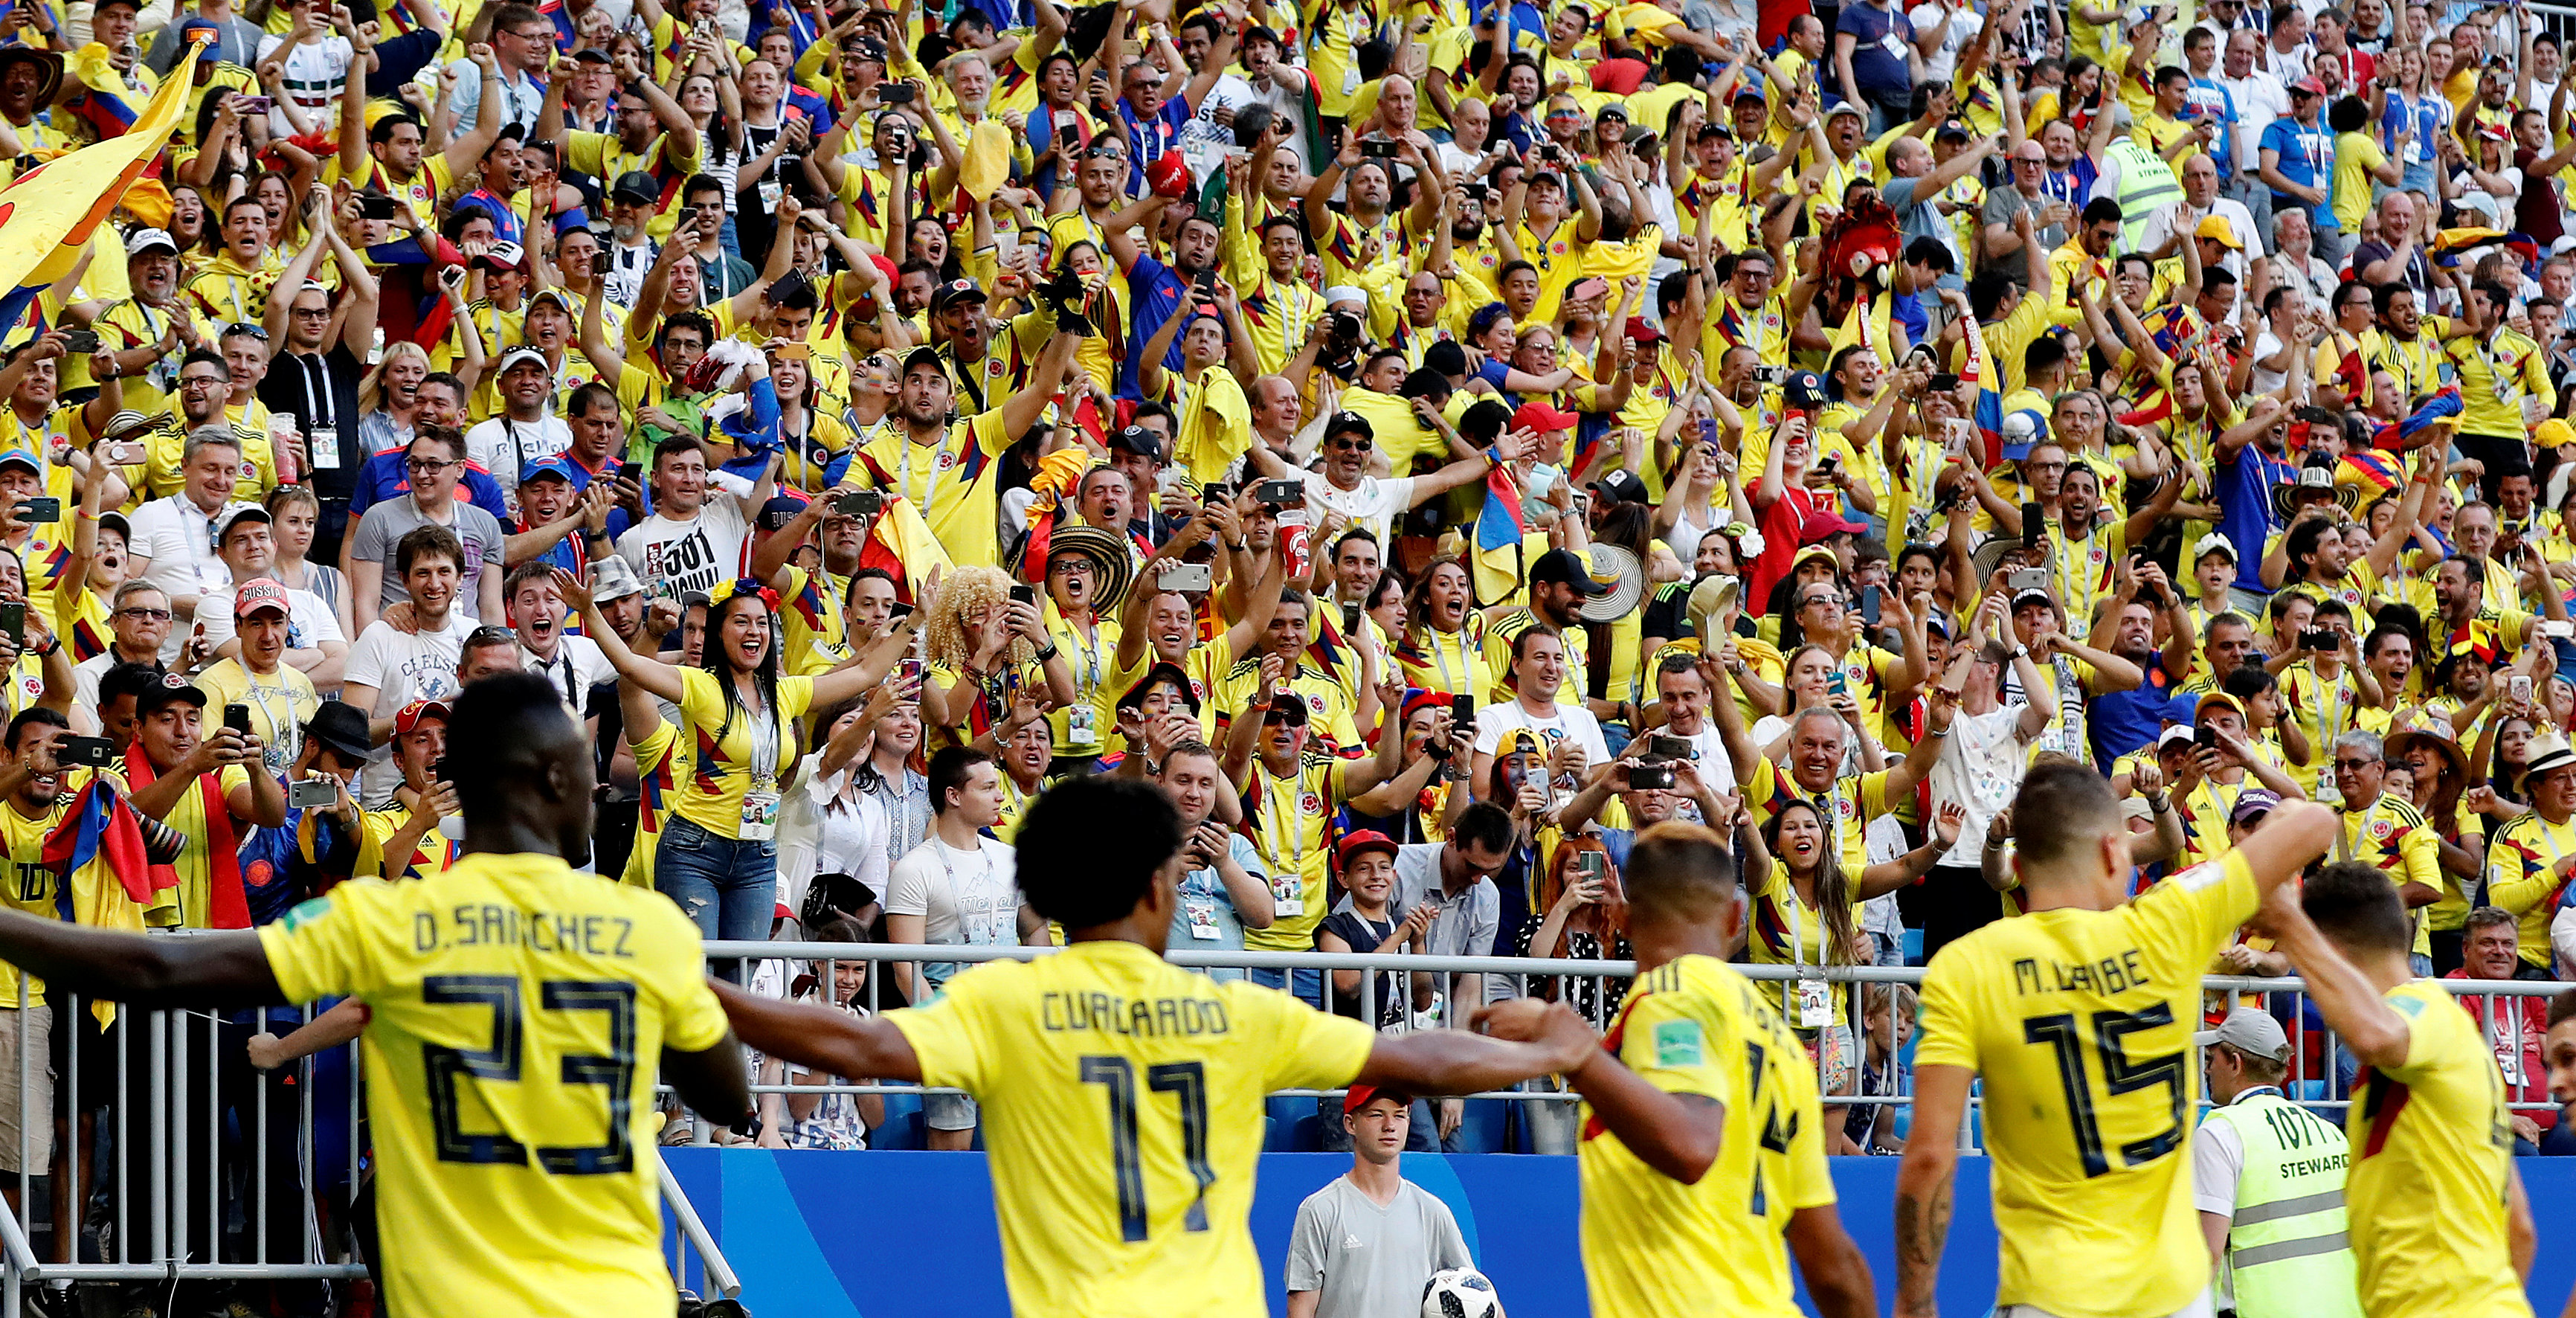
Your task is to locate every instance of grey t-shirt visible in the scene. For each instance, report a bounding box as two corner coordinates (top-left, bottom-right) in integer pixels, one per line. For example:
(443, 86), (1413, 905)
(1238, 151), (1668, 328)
(1980, 185), (2068, 289)
(347, 498), (508, 621)
(1284, 1177), (1471, 1318)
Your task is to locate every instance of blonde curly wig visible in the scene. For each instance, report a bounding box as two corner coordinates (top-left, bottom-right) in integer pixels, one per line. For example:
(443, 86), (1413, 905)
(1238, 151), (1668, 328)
(926, 565), (1039, 670)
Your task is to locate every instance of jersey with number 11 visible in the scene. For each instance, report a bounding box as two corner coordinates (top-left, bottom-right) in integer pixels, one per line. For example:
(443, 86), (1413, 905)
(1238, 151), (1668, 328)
(889, 939), (1376, 1317)
(1915, 852), (2261, 1318)
(258, 853), (730, 1318)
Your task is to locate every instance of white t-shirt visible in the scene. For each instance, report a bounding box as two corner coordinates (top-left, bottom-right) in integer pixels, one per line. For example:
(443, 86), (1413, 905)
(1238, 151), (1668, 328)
(1906, 0), (1980, 83)
(1472, 699), (1610, 767)
(883, 834), (1020, 991)
(343, 611), (483, 805)
(1653, 721), (1738, 810)
(1289, 469), (1420, 547)
(616, 495), (751, 601)
(126, 496), (240, 663)
(254, 33), (354, 138)
(1180, 73), (1258, 179)
(197, 579), (347, 654)
(1931, 703), (2035, 867)
(463, 414), (573, 514)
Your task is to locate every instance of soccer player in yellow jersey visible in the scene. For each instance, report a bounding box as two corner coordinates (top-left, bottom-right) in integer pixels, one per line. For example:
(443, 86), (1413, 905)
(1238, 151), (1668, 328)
(1477, 821), (1877, 1318)
(2252, 861), (2538, 1318)
(1894, 765), (2338, 1318)
(715, 775), (1594, 1318)
(0, 675), (753, 1318)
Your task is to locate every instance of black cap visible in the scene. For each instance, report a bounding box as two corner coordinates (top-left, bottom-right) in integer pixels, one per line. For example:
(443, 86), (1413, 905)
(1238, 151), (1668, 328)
(1110, 425), (1164, 461)
(930, 278), (988, 313)
(303, 701), (372, 762)
(899, 344), (946, 378)
(1263, 692), (1310, 726)
(571, 47), (613, 63)
(135, 671), (208, 717)
(1783, 370), (1830, 408)
(1323, 410), (1374, 443)
(759, 493), (811, 530)
(610, 170), (660, 204)
(1594, 469), (1651, 507)
(1529, 547), (1609, 596)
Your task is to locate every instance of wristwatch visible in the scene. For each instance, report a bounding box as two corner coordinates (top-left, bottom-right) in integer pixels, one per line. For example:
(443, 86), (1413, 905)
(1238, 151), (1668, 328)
(1031, 642), (1060, 663)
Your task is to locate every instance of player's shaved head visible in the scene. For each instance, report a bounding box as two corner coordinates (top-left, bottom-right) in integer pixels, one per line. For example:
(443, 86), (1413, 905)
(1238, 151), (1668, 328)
(2302, 860), (2415, 957)
(1015, 776), (1187, 934)
(447, 671), (596, 862)
(2011, 763), (2123, 878)
(1621, 822), (1740, 927)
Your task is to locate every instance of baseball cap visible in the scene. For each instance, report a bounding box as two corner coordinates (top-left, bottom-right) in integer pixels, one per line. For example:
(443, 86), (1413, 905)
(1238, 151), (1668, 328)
(124, 227), (178, 257)
(136, 672), (207, 716)
(1342, 1082), (1411, 1115)
(1624, 315), (1664, 344)
(757, 492), (810, 531)
(2157, 724), (2197, 752)
(393, 698), (452, 737)
(1110, 425), (1167, 460)
(1335, 829), (1401, 867)
(591, 555), (645, 605)
(2196, 691), (2247, 723)
(213, 504), (270, 546)
(1782, 370), (1830, 408)
(1263, 692), (1310, 726)
(610, 170), (661, 204)
(2229, 787), (2282, 828)
(2194, 215), (2243, 251)
(1797, 506), (1867, 544)
(0, 449), (40, 474)
(497, 346), (551, 376)
(2290, 76), (2327, 97)
(520, 455), (577, 486)
(930, 278), (988, 313)
(479, 240), (527, 269)
(2191, 531), (2238, 565)
(1322, 411), (1374, 445)
(1594, 468), (1650, 507)
(232, 578), (290, 620)
(2195, 1006), (2290, 1062)
(1530, 547), (1609, 596)
(1513, 400), (1580, 433)
(570, 46), (613, 63)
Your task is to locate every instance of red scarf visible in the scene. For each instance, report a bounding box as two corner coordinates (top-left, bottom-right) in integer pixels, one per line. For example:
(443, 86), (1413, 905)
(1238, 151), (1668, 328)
(124, 739), (249, 929)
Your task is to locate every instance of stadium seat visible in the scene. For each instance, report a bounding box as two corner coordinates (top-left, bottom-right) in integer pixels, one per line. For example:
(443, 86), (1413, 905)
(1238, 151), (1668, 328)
(1902, 928), (1925, 965)
(1264, 1096), (1314, 1151)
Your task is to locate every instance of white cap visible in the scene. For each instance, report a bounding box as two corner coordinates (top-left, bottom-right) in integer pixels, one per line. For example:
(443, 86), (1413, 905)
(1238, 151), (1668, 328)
(484, 240), (527, 269)
(496, 346), (551, 376)
(1322, 285), (1368, 307)
(2195, 1006), (2290, 1063)
(2191, 531), (2238, 565)
(123, 227), (178, 257)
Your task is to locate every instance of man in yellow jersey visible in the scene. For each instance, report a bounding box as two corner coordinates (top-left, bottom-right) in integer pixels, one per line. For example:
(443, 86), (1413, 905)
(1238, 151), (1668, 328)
(849, 341), (1074, 568)
(2478, 733), (2576, 977)
(0, 673), (753, 1318)
(1475, 820), (1878, 1318)
(713, 774), (1594, 1318)
(2250, 861), (2538, 1318)
(1893, 763), (2337, 1318)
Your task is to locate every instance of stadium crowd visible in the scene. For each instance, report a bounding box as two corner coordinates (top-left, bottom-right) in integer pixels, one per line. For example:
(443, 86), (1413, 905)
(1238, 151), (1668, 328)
(0, 0), (2569, 1223)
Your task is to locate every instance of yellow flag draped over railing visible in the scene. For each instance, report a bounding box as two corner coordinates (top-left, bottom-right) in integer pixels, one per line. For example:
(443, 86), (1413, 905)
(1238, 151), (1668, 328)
(0, 42), (203, 341)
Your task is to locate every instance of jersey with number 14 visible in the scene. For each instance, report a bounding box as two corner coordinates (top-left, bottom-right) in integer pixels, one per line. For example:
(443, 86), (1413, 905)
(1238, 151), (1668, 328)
(1915, 851), (2260, 1318)
(888, 939), (1375, 1317)
(1579, 954), (1835, 1318)
(257, 853), (730, 1318)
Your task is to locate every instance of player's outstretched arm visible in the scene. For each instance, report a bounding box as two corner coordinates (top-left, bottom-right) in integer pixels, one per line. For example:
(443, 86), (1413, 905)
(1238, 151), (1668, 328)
(663, 1035), (755, 1129)
(0, 911), (280, 1006)
(1362, 1003), (1595, 1102)
(1478, 995), (1725, 1181)
(1785, 1204), (1880, 1318)
(1891, 1063), (1973, 1318)
(712, 979), (926, 1084)
(2244, 881), (2412, 1070)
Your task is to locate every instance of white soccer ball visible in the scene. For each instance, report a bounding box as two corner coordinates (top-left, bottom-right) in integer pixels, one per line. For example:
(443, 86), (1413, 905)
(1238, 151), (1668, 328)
(1421, 1267), (1504, 1318)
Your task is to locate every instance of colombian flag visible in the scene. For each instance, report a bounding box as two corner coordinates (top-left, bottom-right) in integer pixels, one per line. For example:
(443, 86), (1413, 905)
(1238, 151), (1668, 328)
(1471, 461), (1527, 605)
(42, 778), (161, 1025)
(65, 43), (140, 140)
(0, 40), (202, 341)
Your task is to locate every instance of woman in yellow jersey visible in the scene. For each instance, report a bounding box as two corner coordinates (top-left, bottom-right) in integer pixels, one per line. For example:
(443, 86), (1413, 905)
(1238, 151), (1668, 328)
(770, 342), (857, 493)
(561, 569), (902, 956)
(1396, 556), (1491, 703)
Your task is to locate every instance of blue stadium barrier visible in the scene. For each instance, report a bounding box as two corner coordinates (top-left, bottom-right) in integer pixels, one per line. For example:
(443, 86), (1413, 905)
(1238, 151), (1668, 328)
(654, 1151), (2576, 1317)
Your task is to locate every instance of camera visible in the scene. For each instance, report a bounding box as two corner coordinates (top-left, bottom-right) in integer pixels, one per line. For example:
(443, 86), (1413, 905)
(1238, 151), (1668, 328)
(1359, 137), (1401, 158)
(1647, 735), (1693, 760)
(287, 777), (339, 809)
(880, 83), (915, 103)
(16, 497), (58, 524)
(1629, 761), (1676, 790)
(833, 489), (884, 518)
(1749, 363), (1791, 385)
(358, 193), (400, 221)
(1327, 309), (1362, 347)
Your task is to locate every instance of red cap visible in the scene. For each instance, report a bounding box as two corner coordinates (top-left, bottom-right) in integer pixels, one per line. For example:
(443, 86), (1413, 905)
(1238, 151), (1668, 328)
(1512, 399), (1580, 433)
(1335, 829), (1401, 867)
(1146, 150), (1192, 199)
(1625, 315), (1663, 344)
(1797, 506), (1866, 544)
(232, 578), (290, 620)
(393, 698), (451, 737)
(2290, 75), (2328, 95)
(1343, 1083), (1406, 1114)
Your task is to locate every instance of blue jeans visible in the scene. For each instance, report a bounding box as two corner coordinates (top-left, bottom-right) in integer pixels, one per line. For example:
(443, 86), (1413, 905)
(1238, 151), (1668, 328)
(1247, 965), (1323, 1007)
(657, 814), (778, 981)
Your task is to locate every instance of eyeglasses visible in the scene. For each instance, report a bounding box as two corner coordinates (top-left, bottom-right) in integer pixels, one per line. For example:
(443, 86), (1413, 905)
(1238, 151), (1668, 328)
(2331, 757), (2380, 771)
(1800, 594), (1844, 608)
(115, 607), (172, 622)
(178, 374), (226, 388)
(292, 306), (330, 319)
(406, 457), (460, 473)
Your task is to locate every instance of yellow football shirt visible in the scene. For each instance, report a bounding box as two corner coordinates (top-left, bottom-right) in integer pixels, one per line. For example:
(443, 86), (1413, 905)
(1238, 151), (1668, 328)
(1580, 954), (1833, 1318)
(1242, 750), (1349, 954)
(776, 565), (854, 678)
(141, 763), (254, 930)
(257, 853), (730, 1318)
(887, 939), (1375, 1317)
(2344, 979), (2530, 1318)
(850, 409), (1015, 568)
(1913, 850), (2261, 1318)
(672, 669), (816, 838)
(620, 719), (682, 890)
(0, 799), (63, 1007)
(355, 807), (459, 882)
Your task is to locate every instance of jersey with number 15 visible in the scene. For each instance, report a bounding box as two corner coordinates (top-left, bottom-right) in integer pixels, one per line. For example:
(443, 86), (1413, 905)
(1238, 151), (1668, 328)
(258, 853), (730, 1318)
(1915, 851), (2261, 1318)
(889, 939), (1376, 1318)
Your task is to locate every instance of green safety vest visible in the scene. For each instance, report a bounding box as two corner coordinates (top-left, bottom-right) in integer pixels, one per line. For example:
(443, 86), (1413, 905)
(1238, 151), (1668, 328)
(2102, 137), (2183, 254)
(2204, 1091), (2364, 1318)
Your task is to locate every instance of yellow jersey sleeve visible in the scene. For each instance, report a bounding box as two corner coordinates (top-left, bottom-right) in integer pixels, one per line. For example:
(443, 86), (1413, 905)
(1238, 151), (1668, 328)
(1611, 971), (1736, 1105)
(1231, 980), (1376, 1093)
(259, 880), (399, 1003)
(886, 965), (998, 1094)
